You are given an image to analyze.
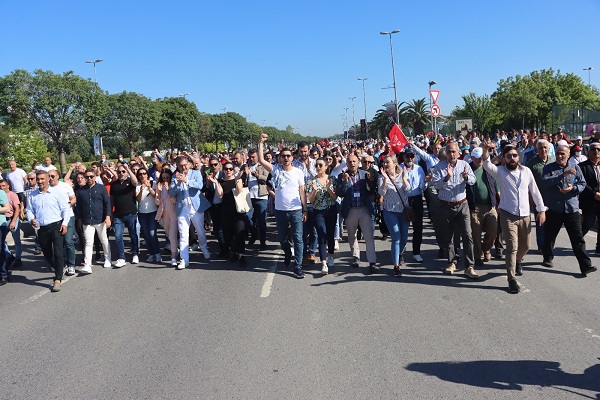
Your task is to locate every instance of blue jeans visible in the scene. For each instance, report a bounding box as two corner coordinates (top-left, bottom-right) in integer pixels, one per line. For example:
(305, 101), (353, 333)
(63, 216), (76, 267)
(10, 219), (22, 259)
(383, 209), (409, 265)
(249, 198), (268, 243)
(313, 206), (338, 261)
(0, 226), (7, 279)
(275, 209), (304, 269)
(138, 211), (160, 255)
(114, 213), (139, 260)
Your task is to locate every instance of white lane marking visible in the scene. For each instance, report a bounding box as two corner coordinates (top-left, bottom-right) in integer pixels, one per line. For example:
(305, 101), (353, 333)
(21, 274), (75, 304)
(260, 264), (277, 298)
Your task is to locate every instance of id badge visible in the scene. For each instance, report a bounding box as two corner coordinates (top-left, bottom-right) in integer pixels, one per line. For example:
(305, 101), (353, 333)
(353, 192), (360, 198)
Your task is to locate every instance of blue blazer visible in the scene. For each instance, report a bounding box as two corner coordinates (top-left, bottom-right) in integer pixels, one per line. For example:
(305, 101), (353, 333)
(169, 169), (211, 216)
(335, 169), (375, 219)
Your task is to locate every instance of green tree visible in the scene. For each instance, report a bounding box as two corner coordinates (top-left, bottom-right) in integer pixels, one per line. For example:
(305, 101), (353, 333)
(107, 91), (160, 158)
(400, 98), (429, 136)
(451, 92), (503, 134)
(0, 69), (106, 173)
(155, 97), (200, 150)
(0, 124), (48, 169)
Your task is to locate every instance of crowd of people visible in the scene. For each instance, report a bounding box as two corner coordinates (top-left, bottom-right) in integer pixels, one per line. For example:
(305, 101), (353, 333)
(0, 127), (598, 294)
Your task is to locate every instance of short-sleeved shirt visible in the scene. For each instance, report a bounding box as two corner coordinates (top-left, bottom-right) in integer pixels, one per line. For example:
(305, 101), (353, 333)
(4, 191), (20, 219)
(0, 191), (8, 226)
(136, 182), (158, 213)
(271, 165), (304, 211)
(6, 168), (27, 193)
(306, 178), (337, 210)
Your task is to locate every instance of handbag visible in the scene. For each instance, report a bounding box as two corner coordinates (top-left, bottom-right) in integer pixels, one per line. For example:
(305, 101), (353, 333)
(233, 186), (253, 213)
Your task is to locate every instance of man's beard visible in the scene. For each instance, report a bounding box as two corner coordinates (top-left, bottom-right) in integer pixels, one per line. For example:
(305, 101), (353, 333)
(506, 162), (519, 170)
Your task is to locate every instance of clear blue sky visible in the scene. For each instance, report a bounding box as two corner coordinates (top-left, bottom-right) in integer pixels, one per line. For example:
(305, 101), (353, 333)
(2, 0), (599, 137)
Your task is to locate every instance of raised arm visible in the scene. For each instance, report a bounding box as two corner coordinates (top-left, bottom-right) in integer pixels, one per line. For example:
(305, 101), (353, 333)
(257, 133), (273, 172)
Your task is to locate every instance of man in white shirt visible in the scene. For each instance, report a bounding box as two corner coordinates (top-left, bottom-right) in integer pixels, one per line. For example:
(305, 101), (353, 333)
(36, 157), (58, 172)
(258, 134), (308, 279)
(5, 160), (27, 210)
(481, 141), (546, 293)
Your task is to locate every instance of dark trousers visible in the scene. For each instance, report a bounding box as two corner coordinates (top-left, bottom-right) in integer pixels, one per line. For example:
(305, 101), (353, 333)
(581, 202), (600, 251)
(543, 209), (591, 272)
(0, 226), (7, 279)
(222, 210), (247, 255)
(209, 204), (225, 251)
(312, 206), (338, 261)
(439, 201), (474, 267)
(408, 195), (424, 255)
(303, 203), (317, 255)
(38, 221), (65, 281)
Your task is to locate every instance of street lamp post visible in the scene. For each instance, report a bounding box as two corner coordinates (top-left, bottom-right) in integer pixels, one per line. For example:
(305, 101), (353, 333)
(348, 96), (356, 126)
(428, 80), (437, 133)
(358, 78), (368, 139)
(179, 93), (190, 98)
(380, 30), (401, 124)
(85, 58), (103, 83)
(583, 67), (593, 86)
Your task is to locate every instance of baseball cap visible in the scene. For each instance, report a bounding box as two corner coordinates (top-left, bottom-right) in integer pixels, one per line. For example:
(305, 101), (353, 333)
(574, 146), (582, 151)
(471, 147), (483, 159)
(557, 140), (568, 147)
(575, 135), (583, 140)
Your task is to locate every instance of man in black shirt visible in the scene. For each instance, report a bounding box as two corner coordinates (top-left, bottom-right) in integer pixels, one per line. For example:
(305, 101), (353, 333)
(110, 163), (139, 268)
(76, 168), (112, 274)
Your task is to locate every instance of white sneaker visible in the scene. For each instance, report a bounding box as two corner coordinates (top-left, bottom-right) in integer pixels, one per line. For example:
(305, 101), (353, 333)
(177, 259), (186, 270)
(80, 265), (92, 275)
(171, 258), (178, 267)
(114, 259), (126, 268)
(146, 254), (156, 262)
(334, 240), (339, 250)
(321, 264), (329, 275)
(413, 254), (424, 262)
(154, 253), (161, 262)
(103, 260), (112, 268)
(327, 256), (335, 267)
(65, 266), (75, 276)
(132, 255), (139, 264)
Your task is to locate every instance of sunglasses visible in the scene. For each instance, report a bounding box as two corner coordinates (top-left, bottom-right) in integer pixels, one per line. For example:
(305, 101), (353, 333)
(210, 163), (219, 167)
(85, 175), (95, 179)
(505, 153), (519, 159)
(27, 177), (35, 180)
(364, 160), (373, 164)
(316, 163), (326, 168)
(405, 154), (415, 158)
(591, 148), (600, 152)
(118, 170), (127, 173)
(138, 171), (148, 175)
(224, 167), (234, 171)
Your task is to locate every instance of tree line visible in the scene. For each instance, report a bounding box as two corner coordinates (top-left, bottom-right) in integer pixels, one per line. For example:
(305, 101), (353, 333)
(0, 69), (321, 173)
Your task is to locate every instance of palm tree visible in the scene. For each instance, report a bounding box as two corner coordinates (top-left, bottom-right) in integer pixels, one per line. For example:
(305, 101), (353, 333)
(400, 98), (429, 136)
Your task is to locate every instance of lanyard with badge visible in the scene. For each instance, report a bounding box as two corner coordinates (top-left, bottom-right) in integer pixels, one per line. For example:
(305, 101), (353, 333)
(350, 173), (361, 198)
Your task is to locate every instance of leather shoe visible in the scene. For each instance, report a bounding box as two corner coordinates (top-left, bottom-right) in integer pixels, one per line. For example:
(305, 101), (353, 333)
(582, 266), (597, 276)
(541, 259), (554, 268)
(508, 279), (520, 294)
(516, 262), (523, 276)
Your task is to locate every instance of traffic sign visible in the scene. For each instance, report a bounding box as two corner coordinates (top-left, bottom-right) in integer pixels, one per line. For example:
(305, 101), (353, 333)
(429, 90), (440, 104)
(431, 104), (441, 118)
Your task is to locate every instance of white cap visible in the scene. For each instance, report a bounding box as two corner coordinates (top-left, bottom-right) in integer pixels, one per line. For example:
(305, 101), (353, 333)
(575, 135), (583, 140)
(471, 147), (483, 159)
(557, 140), (568, 147)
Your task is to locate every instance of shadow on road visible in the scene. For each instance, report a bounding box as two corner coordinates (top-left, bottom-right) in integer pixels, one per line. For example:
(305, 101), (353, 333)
(405, 359), (600, 399)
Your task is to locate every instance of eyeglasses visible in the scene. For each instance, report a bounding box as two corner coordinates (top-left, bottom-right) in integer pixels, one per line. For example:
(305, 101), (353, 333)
(224, 167), (234, 171)
(505, 153), (519, 159)
(364, 160), (373, 164)
(281, 154), (292, 158)
(85, 175), (95, 179)
(118, 170), (127, 174)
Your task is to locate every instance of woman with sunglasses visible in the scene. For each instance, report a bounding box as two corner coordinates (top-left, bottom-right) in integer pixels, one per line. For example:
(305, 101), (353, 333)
(306, 157), (338, 274)
(378, 155), (411, 276)
(156, 169), (179, 266)
(209, 162), (249, 266)
(136, 167), (161, 263)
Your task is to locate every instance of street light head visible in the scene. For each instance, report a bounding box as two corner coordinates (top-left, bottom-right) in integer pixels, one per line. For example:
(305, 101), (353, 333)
(95, 58), (103, 63)
(428, 80), (437, 86)
(391, 30), (400, 34)
(380, 31), (388, 35)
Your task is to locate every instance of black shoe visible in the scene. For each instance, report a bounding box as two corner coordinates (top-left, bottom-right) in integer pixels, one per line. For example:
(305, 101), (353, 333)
(0, 277), (7, 286)
(542, 259), (554, 268)
(283, 254), (292, 268)
(247, 236), (257, 246)
(368, 263), (379, 274)
(259, 242), (267, 250)
(239, 255), (247, 268)
(229, 252), (240, 262)
(293, 267), (305, 279)
(437, 249), (445, 259)
(6, 255), (15, 268)
(12, 258), (22, 269)
(516, 262), (523, 276)
(393, 265), (401, 277)
(508, 279), (520, 294)
(218, 249), (228, 258)
(582, 266), (597, 276)
(352, 256), (360, 268)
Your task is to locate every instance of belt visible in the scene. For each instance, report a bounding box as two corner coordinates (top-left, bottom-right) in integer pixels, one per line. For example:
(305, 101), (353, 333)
(440, 198), (467, 206)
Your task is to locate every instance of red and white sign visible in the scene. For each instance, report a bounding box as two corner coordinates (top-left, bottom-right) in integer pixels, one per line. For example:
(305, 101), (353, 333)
(431, 104), (441, 118)
(429, 90), (440, 104)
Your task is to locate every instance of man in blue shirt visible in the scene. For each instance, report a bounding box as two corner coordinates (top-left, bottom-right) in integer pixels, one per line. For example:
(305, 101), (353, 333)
(25, 171), (69, 292)
(400, 148), (426, 262)
(540, 145), (597, 276)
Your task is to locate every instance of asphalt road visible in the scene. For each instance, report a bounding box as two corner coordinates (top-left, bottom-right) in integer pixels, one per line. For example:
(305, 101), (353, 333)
(0, 216), (599, 399)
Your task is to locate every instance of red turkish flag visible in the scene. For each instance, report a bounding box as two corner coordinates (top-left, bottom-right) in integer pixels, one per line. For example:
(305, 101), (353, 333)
(389, 124), (408, 154)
